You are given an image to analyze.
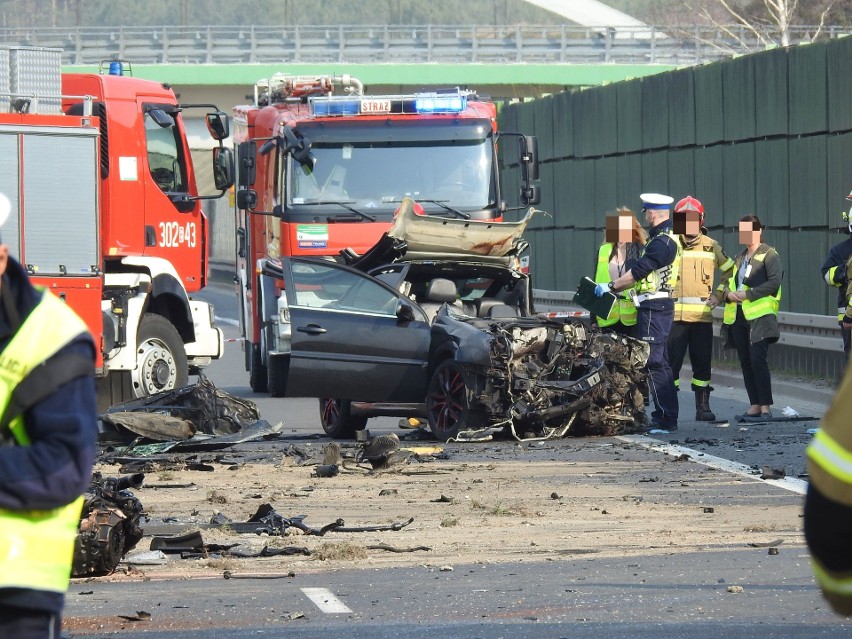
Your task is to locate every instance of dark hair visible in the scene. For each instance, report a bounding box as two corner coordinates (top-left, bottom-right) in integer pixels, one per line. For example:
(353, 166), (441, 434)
(739, 214), (763, 231)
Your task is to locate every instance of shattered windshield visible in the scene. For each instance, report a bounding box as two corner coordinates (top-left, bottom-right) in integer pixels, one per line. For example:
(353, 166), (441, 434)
(285, 120), (496, 219)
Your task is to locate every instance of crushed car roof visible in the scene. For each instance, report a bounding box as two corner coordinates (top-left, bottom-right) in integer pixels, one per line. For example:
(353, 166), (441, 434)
(344, 198), (537, 270)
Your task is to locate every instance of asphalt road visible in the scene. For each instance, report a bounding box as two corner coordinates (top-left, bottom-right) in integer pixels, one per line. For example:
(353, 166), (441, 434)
(61, 281), (849, 638)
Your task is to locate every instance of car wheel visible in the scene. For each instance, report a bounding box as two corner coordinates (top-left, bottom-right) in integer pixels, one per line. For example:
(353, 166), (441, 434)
(426, 359), (487, 441)
(320, 398), (368, 438)
(132, 314), (188, 398)
(267, 354), (289, 398)
(248, 342), (267, 393)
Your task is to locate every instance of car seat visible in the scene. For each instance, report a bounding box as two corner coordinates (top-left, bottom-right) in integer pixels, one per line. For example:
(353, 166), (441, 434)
(420, 278), (461, 323)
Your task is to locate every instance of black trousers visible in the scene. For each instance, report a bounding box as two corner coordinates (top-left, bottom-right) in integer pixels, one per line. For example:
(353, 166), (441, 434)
(667, 321), (713, 389)
(728, 306), (774, 406)
(0, 605), (60, 639)
(636, 305), (678, 428)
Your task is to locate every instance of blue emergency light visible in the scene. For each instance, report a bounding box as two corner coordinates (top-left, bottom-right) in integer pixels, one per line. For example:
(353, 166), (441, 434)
(310, 99), (360, 116)
(414, 96), (465, 113)
(309, 91), (468, 117)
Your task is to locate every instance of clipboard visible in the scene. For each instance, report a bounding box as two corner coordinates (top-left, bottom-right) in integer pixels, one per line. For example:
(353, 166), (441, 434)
(573, 276), (617, 319)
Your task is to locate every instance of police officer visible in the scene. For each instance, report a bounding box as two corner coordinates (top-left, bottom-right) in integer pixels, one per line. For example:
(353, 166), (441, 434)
(595, 193), (680, 431)
(0, 193), (98, 639)
(668, 196), (734, 421)
(820, 190), (852, 359)
(805, 364), (852, 616)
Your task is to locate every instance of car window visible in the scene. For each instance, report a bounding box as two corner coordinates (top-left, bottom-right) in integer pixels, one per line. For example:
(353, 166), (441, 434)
(291, 260), (399, 314)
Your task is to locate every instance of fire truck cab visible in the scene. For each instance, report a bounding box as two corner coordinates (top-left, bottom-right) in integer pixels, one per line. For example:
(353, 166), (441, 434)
(0, 47), (233, 408)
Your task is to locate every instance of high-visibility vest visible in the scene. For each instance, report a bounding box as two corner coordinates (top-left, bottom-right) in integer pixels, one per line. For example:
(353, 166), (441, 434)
(806, 362), (852, 614)
(636, 228), (680, 295)
(673, 234), (734, 322)
(722, 250), (781, 325)
(594, 243), (637, 327)
(0, 290), (90, 593)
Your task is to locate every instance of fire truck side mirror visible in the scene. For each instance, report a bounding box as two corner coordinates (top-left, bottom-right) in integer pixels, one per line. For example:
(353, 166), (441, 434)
(519, 136), (539, 182)
(521, 184), (541, 206)
(238, 142), (256, 187)
(206, 112), (230, 141)
(236, 189), (258, 211)
(213, 147), (234, 192)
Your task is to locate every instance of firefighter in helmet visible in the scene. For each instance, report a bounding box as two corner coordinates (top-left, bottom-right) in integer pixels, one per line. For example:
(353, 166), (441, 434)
(0, 192), (97, 638)
(668, 196), (734, 421)
(819, 190), (852, 363)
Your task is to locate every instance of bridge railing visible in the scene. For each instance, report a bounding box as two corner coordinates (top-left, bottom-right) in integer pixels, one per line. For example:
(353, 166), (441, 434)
(1, 24), (849, 67)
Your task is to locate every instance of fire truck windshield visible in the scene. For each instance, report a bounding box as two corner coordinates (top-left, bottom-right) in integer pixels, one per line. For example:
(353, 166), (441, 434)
(285, 121), (496, 220)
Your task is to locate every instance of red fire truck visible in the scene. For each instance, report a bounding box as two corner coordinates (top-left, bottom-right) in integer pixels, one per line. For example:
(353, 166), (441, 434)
(0, 47), (233, 408)
(232, 74), (539, 396)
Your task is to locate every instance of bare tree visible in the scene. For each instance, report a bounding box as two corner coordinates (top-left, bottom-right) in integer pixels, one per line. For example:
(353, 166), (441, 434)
(685, 0), (834, 50)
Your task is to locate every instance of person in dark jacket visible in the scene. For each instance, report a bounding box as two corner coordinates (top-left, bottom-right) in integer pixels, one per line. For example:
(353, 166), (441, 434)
(0, 193), (97, 639)
(820, 190), (852, 361)
(720, 214), (783, 421)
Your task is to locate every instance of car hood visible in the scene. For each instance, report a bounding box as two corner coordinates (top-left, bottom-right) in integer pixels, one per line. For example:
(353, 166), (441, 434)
(344, 197), (537, 271)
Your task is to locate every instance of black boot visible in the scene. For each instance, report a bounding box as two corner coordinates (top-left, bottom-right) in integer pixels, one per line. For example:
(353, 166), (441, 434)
(694, 388), (716, 422)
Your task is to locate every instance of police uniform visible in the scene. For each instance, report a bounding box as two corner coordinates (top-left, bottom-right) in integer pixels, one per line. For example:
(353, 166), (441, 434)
(805, 366), (852, 615)
(631, 194), (680, 430)
(0, 243), (97, 632)
(668, 229), (734, 421)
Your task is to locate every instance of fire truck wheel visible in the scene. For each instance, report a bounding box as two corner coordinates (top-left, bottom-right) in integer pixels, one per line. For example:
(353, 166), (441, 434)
(426, 359), (488, 442)
(266, 354), (289, 398)
(248, 343), (268, 393)
(319, 398), (368, 438)
(133, 314), (188, 398)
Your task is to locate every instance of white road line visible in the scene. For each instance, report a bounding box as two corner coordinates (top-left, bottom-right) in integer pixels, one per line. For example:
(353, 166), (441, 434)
(301, 587), (353, 614)
(618, 435), (808, 495)
(214, 316), (239, 327)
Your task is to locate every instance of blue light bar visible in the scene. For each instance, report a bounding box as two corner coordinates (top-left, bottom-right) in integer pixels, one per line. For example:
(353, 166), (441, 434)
(310, 98), (360, 116)
(414, 96), (466, 113)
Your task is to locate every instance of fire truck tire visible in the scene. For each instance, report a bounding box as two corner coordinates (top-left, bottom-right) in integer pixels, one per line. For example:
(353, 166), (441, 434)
(133, 314), (188, 398)
(319, 398), (368, 438)
(248, 343), (268, 393)
(266, 354), (289, 398)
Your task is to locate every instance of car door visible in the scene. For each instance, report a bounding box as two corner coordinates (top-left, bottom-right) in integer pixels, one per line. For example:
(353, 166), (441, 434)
(281, 257), (431, 402)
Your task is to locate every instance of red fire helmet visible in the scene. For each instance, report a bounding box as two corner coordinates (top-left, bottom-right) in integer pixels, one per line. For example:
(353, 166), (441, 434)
(674, 195), (704, 226)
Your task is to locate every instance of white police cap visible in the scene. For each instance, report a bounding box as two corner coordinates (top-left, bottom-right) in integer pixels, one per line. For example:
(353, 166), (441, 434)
(640, 193), (674, 210)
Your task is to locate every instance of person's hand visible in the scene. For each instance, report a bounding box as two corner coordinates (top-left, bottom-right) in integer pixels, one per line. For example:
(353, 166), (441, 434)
(727, 290), (746, 303)
(843, 319), (852, 331)
(706, 296), (719, 309)
(594, 283), (608, 298)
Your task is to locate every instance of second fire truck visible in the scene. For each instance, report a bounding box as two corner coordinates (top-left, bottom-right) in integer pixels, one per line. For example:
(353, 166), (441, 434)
(232, 74), (539, 396)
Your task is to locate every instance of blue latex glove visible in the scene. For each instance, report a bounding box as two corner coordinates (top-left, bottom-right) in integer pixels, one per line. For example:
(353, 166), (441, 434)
(594, 283), (609, 298)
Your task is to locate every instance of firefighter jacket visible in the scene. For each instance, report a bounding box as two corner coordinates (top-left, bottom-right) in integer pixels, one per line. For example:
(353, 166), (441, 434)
(844, 254), (852, 323)
(0, 257), (96, 613)
(721, 244), (782, 345)
(672, 232), (734, 323)
(821, 237), (852, 321)
(593, 242), (638, 327)
(630, 219), (680, 307)
(805, 365), (852, 615)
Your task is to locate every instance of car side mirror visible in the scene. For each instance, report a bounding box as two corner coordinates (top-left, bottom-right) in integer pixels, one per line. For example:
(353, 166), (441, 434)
(396, 300), (416, 322)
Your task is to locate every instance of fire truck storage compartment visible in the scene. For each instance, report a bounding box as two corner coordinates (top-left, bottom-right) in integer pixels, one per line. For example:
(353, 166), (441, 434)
(0, 129), (100, 276)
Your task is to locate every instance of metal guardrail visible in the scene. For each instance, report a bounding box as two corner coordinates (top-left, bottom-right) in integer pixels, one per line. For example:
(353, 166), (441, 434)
(1, 24), (850, 67)
(532, 288), (842, 353)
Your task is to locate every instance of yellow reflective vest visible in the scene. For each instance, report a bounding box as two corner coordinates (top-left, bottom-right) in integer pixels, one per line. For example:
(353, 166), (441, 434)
(594, 243), (637, 327)
(673, 233), (734, 322)
(807, 365), (852, 615)
(0, 290), (90, 594)
(636, 228), (680, 296)
(722, 249), (781, 325)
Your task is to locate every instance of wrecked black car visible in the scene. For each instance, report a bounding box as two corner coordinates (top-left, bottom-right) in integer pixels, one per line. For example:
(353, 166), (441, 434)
(267, 198), (649, 441)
